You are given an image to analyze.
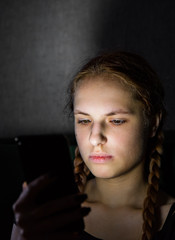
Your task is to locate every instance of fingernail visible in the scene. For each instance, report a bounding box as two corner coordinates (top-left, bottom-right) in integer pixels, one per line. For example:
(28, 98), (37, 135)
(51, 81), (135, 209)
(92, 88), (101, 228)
(75, 194), (88, 203)
(81, 207), (91, 216)
(22, 181), (28, 190)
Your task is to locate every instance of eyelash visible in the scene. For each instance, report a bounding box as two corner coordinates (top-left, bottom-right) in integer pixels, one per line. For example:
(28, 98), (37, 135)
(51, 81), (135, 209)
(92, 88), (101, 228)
(110, 119), (126, 125)
(77, 119), (126, 126)
(77, 119), (91, 125)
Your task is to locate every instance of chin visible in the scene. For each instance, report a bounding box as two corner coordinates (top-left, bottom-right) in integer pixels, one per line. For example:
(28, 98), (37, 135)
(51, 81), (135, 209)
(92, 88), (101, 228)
(91, 168), (116, 179)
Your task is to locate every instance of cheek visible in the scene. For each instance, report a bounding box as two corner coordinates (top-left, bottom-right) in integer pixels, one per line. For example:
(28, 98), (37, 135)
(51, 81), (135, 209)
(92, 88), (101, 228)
(75, 125), (84, 142)
(111, 125), (148, 160)
(75, 127), (89, 155)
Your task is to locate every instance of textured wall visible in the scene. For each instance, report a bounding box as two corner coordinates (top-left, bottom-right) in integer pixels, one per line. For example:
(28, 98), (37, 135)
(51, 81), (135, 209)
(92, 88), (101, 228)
(0, 0), (175, 138)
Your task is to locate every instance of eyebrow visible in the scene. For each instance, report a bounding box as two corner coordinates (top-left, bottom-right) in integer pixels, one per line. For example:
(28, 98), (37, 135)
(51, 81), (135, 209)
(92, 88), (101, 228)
(74, 109), (132, 116)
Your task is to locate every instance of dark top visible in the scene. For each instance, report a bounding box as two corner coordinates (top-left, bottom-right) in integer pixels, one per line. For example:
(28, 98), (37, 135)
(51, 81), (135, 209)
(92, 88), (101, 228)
(80, 203), (175, 240)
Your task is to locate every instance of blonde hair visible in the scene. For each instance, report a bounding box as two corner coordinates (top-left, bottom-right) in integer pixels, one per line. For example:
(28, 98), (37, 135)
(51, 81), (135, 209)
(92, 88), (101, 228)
(68, 51), (166, 240)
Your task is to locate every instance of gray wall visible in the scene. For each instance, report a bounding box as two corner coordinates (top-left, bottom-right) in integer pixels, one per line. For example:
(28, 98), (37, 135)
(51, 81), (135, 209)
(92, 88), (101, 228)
(0, 0), (175, 138)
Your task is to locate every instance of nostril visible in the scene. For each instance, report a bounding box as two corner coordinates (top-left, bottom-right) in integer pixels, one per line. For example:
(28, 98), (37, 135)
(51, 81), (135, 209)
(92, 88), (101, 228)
(89, 132), (107, 146)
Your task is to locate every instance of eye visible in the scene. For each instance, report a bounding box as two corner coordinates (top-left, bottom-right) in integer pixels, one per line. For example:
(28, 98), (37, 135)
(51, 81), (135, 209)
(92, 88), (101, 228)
(77, 119), (91, 125)
(110, 119), (126, 125)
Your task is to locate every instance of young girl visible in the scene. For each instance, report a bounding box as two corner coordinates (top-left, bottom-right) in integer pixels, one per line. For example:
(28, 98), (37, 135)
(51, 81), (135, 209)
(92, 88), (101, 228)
(11, 51), (175, 240)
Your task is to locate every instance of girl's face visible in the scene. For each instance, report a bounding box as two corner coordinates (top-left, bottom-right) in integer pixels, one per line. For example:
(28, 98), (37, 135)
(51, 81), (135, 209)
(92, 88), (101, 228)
(74, 76), (150, 179)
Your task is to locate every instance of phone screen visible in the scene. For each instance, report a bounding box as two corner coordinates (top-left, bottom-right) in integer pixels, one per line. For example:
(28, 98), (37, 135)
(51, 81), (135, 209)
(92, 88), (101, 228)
(15, 134), (78, 203)
(15, 134), (84, 232)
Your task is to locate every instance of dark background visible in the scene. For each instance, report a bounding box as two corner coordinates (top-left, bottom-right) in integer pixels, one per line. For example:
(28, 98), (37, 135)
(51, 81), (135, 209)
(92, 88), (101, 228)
(0, 0), (175, 139)
(1, 1), (175, 239)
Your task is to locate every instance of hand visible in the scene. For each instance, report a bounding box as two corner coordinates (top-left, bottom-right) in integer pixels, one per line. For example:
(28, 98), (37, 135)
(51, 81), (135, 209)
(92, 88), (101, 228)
(13, 174), (90, 240)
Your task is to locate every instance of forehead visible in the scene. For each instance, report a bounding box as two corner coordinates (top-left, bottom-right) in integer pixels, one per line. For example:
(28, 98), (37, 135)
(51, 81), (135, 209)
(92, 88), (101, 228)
(74, 76), (140, 114)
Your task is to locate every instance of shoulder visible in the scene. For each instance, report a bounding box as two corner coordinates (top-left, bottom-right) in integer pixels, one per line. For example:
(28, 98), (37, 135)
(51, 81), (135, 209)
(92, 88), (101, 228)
(155, 202), (175, 239)
(160, 201), (175, 227)
(157, 189), (175, 211)
(158, 190), (175, 214)
(160, 190), (175, 216)
(157, 190), (175, 238)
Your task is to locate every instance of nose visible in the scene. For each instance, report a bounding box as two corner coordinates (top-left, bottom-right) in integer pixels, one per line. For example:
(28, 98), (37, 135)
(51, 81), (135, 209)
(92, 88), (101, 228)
(89, 123), (107, 146)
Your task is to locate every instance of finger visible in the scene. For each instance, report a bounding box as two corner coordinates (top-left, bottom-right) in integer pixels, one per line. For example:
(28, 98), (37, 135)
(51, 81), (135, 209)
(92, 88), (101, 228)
(22, 181), (28, 190)
(18, 207), (90, 232)
(13, 174), (57, 212)
(30, 193), (88, 218)
(14, 193), (87, 226)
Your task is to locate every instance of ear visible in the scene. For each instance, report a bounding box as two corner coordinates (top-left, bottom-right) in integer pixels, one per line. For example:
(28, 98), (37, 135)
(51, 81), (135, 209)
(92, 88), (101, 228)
(150, 112), (162, 138)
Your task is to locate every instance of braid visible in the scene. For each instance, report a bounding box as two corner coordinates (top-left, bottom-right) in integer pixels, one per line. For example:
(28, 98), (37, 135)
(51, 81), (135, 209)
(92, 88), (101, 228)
(142, 130), (164, 240)
(74, 147), (90, 193)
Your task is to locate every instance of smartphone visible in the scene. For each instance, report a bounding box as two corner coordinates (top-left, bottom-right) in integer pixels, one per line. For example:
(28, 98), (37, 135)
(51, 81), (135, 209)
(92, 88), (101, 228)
(15, 134), (84, 232)
(14, 134), (79, 203)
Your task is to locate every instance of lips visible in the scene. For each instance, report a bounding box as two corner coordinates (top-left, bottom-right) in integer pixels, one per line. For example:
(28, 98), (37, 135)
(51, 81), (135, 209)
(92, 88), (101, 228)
(89, 153), (113, 163)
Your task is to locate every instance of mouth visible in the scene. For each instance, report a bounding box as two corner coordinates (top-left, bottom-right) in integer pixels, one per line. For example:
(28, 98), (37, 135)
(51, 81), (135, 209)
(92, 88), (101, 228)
(89, 153), (113, 163)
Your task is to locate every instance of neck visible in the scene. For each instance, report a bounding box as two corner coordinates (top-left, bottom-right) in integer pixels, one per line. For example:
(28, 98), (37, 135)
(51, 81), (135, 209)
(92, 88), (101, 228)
(86, 163), (147, 209)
